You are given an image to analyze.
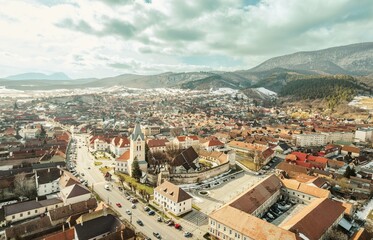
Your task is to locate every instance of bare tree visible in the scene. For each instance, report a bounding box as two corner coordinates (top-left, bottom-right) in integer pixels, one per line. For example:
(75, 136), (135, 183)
(14, 173), (37, 199)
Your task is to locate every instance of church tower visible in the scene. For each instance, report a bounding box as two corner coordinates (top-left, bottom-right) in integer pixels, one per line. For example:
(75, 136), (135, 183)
(128, 120), (147, 176)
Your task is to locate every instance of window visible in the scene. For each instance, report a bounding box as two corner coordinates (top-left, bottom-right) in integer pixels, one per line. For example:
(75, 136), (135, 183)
(12, 216), (15, 219)
(20, 213), (23, 217)
(28, 211), (30, 215)
(35, 210), (37, 213)
(223, 227), (226, 231)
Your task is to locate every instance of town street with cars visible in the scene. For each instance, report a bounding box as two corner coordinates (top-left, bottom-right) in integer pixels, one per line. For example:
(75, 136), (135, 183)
(68, 134), (200, 240)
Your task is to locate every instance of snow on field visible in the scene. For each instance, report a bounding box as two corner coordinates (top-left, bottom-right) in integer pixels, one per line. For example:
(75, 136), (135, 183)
(255, 87), (277, 96)
(356, 198), (373, 219)
(210, 88), (239, 95)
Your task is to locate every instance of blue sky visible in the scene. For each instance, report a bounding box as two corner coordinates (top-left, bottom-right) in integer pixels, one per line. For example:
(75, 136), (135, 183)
(0, 0), (372, 79)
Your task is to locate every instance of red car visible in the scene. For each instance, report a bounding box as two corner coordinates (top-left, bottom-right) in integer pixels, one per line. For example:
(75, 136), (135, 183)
(116, 203), (122, 208)
(174, 223), (182, 229)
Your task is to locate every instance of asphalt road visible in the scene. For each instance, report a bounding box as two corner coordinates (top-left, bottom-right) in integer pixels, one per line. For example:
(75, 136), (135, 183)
(73, 134), (193, 240)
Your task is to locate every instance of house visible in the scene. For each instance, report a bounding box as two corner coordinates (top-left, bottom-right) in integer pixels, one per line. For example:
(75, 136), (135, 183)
(341, 145), (360, 158)
(279, 198), (346, 240)
(48, 198), (97, 226)
(2, 198), (63, 225)
(74, 214), (124, 240)
(202, 139), (224, 152)
(147, 138), (169, 153)
(35, 168), (61, 196)
(109, 136), (130, 156)
(59, 184), (91, 205)
(281, 178), (331, 204)
(173, 135), (199, 149)
(5, 216), (53, 240)
(354, 127), (373, 143)
(115, 150), (130, 173)
(169, 146), (199, 173)
(154, 180), (193, 216)
(59, 170), (80, 189)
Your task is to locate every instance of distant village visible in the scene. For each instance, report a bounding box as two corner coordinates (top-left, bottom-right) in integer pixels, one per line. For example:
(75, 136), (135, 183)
(0, 89), (372, 240)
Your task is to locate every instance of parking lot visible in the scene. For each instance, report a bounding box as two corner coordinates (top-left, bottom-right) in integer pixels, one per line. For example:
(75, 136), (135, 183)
(188, 172), (264, 214)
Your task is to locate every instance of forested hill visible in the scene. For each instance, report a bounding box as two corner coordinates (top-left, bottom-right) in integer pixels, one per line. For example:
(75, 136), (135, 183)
(279, 76), (371, 109)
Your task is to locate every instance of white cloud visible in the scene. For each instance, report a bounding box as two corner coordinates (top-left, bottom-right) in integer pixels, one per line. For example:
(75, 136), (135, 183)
(0, 0), (372, 78)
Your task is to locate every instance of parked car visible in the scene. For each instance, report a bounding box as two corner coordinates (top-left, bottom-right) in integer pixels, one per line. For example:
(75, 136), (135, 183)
(126, 210), (132, 215)
(144, 206), (150, 211)
(174, 223), (182, 230)
(116, 203), (122, 208)
(136, 220), (144, 226)
(153, 232), (161, 239)
(166, 219), (174, 226)
(184, 232), (193, 238)
(148, 210), (155, 216)
(131, 204), (136, 209)
(157, 216), (163, 222)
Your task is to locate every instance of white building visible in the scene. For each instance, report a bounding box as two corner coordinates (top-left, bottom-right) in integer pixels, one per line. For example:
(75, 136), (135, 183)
(154, 180), (193, 216)
(2, 198), (63, 225)
(110, 136), (130, 156)
(321, 131), (354, 144)
(294, 134), (327, 147)
(59, 184), (91, 205)
(355, 128), (373, 143)
(173, 135), (200, 149)
(35, 168), (61, 196)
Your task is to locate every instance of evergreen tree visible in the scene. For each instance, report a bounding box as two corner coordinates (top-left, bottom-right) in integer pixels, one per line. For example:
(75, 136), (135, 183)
(131, 157), (142, 181)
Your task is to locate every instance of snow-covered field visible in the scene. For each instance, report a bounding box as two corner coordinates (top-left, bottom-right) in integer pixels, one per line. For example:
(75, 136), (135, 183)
(349, 96), (373, 112)
(254, 87), (277, 97)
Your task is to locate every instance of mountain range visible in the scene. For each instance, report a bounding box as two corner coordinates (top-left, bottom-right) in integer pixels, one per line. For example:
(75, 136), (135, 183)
(1, 42), (372, 92)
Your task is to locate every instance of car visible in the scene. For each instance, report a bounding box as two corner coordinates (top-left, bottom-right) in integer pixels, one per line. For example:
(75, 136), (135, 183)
(144, 206), (150, 211)
(118, 186), (123, 191)
(131, 204), (136, 209)
(153, 232), (161, 239)
(131, 198), (138, 203)
(81, 173), (85, 176)
(87, 167), (91, 170)
(148, 210), (155, 216)
(126, 196), (131, 200)
(167, 220), (174, 226)
(136, 220), (144, 226)
(126, 210), (132, 215)
(116, 203), (122, 208)
(157, 216), (163, 222)
(174, 223), (182, 229)
(184, 232), (193, 238)
(104, 184), (110, 190)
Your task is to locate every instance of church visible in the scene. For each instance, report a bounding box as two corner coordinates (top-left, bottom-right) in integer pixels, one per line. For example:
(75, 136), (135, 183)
(115, 121), (148, 177)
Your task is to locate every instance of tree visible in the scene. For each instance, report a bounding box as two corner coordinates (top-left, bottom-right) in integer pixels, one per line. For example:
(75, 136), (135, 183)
(14, 173), (37, 199)
(343, 166), (356, 179)
(131, 158), (142, 181)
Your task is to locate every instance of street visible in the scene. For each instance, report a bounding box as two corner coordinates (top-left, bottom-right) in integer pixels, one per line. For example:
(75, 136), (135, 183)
(72, 134), (201, 240)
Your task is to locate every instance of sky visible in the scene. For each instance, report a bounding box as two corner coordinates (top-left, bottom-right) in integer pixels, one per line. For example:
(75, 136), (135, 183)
(0, 0), (372, 79)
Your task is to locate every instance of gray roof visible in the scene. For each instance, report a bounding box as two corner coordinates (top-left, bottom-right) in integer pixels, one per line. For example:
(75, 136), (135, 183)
(74, 214), (120, 239)
(36, 168), (61, 184)
(130, 121), (144, 141)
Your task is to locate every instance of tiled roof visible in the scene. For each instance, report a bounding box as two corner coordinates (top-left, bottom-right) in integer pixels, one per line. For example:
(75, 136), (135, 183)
(155, 180), (192, 203)
(116, 150), (130, 162)
(280, 198), (345, 240)
(170, 146), (198, 171)
(281, 179), (330, 198)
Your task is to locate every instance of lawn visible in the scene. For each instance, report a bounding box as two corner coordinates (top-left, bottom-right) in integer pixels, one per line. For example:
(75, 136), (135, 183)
(237, 158), (257, 171)
(368, 210), (373, 221)
(94, 161), (103, 166)
(99, 166), (113, 175)
(116, 172), (154, 196)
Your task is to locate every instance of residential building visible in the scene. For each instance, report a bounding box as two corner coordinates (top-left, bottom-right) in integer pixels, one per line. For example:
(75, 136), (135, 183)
(169, 147), (199, 173)
(109, 136), (130, 156)
(35, 168), (61, 196)
(294, 133), (327, 147)
(2, 198), (63, 225)
(154, 180), (193, 216)
(147, 138), (169, 153)
(355, 127), (373, 143)
(173, 135), (199, 149)
(59, 184), (91, 205)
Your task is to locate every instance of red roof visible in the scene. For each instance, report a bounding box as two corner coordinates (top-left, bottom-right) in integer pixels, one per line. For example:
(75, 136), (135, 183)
(117, 150), (130, 162)
(207, 139), (224, 147)
(147, 139), (169, 148)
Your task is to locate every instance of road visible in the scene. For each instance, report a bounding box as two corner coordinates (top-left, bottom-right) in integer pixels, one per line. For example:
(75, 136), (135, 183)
(72, 134), (195, 240)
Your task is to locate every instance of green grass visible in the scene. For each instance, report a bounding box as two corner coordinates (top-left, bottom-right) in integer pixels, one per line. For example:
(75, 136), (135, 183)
(192, 204), (201, 211)
(99, 166), (113, 175)
(116, 172), (154, 196)
(368, 210), (373, 221)
(94, 161), (103, 166)
(236, 158), (258, 171)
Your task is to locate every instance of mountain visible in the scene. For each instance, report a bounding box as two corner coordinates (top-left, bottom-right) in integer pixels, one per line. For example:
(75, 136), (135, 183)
(5, 72), (71, 80)
(247, 42), (373, 76)
(1, 42), (372, 92)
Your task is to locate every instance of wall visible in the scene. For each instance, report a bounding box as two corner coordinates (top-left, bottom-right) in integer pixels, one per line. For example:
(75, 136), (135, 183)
(167, 162), (230, 184)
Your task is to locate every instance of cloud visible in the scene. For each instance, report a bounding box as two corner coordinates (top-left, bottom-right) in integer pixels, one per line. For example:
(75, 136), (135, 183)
(0, 0), (372, 78)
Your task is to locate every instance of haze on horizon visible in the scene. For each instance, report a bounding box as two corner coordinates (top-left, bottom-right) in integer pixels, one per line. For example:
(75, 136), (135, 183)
(0, 0), (372, 79)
